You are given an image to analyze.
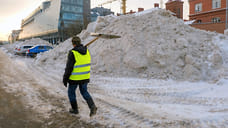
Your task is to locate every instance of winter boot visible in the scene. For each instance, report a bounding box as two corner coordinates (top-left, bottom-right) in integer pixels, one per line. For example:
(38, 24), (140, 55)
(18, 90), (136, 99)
(69, 101), (79, 114)
(86, 98), (97, 117)
(69, 108), (79, 114)
(90, 106), (97, 117)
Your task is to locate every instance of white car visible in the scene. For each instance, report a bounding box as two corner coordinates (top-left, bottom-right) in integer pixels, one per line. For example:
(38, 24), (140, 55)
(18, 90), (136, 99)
(14, 45), (33, 55)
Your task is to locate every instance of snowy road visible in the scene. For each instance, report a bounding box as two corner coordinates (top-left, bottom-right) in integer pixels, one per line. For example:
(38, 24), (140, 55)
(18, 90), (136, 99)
(90, 77), (228, 127)
(0, 50), (103, 128)
(1, 49), (228, 128)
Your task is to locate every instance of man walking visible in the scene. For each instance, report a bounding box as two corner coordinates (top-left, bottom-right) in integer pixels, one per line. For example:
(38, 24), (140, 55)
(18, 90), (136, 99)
(63, 36), (97, 117)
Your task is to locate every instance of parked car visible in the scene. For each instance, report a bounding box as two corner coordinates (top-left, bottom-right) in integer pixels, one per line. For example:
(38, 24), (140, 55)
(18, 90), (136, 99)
(14, 45), (33, 55)
(26, 45), (53, 57)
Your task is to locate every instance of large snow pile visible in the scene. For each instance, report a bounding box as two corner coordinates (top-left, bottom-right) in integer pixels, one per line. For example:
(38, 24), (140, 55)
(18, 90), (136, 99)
(37, 9), (228, 81)
(35, 38), (72, 70)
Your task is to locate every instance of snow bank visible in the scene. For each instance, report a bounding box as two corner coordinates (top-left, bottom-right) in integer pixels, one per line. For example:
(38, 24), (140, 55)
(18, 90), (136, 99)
(37, 9), (228, 82)
(35, 38), (72, 70)
(134, 8), (159, 16)
(2, 38), (51, 55)
(184, 20), (195, 25)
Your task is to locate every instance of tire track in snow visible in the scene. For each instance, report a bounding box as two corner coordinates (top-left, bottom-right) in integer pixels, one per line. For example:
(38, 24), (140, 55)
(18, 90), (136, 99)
(91, 86), (227, 107)
(96, 97), (157, 128)
(89, 78), (228, 127)
(95, 96), (228, 128)
(95, 98), (228, 128)
(0, 49), (104, 127)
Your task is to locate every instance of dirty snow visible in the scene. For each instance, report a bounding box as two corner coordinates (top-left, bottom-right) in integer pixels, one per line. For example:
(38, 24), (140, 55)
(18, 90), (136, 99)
(2, 38), (52, 58)
(184, 20), (195, 25)
(38, 9), (228, 82)
(1, 49), (228, 127)
(1, 9), (228, 127)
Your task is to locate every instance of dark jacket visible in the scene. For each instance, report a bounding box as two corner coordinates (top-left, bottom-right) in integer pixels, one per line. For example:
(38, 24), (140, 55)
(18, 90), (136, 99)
(63, 44), (90, 85)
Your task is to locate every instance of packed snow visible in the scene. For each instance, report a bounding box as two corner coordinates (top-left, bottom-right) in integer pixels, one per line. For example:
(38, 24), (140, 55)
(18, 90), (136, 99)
(1, 38), (52, 57)
(3, 38), (51, 52)
(37, 9), (228, 82)
(1, 9), (228, 127)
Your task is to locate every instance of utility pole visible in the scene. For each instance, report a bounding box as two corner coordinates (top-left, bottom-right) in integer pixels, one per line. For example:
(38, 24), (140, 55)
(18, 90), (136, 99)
(122, 0), (126, 14)
(160, 0), (163, 9)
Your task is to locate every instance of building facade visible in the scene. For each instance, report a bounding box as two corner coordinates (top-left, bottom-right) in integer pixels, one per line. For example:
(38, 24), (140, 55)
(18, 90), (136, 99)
(166, 0), (184, 19)
(18, 0), (90, 44)
(91, 7), (114, 22)
(8, 30), (21, 44)
(189, 0), (227, 33)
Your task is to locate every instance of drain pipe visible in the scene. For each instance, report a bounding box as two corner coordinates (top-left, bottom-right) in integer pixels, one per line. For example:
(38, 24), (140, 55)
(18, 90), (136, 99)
(226, 0), (228, 29)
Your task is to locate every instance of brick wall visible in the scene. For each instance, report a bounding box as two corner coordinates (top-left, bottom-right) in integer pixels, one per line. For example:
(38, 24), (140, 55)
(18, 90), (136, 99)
(190, 9), (226, 22)
(166, 0), (184, 19)
(189, 0), (227, 33)
(189, 0), (212, 14)
(189, 0), (226, 15)
(190, 22), (226, 33)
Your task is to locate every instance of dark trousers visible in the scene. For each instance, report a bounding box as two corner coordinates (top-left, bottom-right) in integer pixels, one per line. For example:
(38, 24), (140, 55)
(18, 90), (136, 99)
(68, 82), (92, 103)
(68, 82), (96, 110)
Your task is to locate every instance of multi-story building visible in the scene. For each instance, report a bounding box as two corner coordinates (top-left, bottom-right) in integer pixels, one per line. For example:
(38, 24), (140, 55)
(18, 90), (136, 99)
(117, 8), (144, 16)
(18, 0), (90, 44)
(91, 7), (114, 22)
(8, 30), (21, 44)
(166, 0), (184, 19)
(189, 0), (227, 33)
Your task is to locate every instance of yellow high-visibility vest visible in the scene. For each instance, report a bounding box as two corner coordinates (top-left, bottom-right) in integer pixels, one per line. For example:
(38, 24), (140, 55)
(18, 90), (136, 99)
(69, 49), (91, 80)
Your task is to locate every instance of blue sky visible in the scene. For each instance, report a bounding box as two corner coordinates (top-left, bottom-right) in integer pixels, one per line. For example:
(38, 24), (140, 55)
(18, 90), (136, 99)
(0, 0), (189, 40)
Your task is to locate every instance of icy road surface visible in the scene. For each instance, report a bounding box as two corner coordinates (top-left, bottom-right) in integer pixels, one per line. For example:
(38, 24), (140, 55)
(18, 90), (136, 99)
(0, 49), (228, 128)
(0, 49), (103, 128)
(90, 77), (228, 127)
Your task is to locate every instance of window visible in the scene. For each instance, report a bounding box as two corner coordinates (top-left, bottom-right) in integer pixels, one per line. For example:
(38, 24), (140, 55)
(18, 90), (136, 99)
(62, 0), (83, 5)
(38, 46), (45, 50)
(197, 20), (202, 23)
(23, 46), (32, 49)
(212, 0), (221, 9)
(45, 46), (53, 50)
(177, 8), (181, 17)
(212, 17), (221, 23)
(195, 3), (202, 12)
(61, 4), (83, 13)
(63, 13), (83, 20)
(75, 0), (83, 5)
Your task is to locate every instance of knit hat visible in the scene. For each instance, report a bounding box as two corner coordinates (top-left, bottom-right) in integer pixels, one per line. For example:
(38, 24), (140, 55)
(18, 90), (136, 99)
(72, 36), (81, 46)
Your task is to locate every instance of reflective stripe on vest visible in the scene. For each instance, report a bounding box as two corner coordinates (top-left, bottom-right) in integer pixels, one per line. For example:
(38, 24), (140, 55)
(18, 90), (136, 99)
(69, 49), (91, 80)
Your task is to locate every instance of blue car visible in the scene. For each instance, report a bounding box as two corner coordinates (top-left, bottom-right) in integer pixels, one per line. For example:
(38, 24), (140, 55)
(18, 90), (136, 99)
(26, 45), (53, 57)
